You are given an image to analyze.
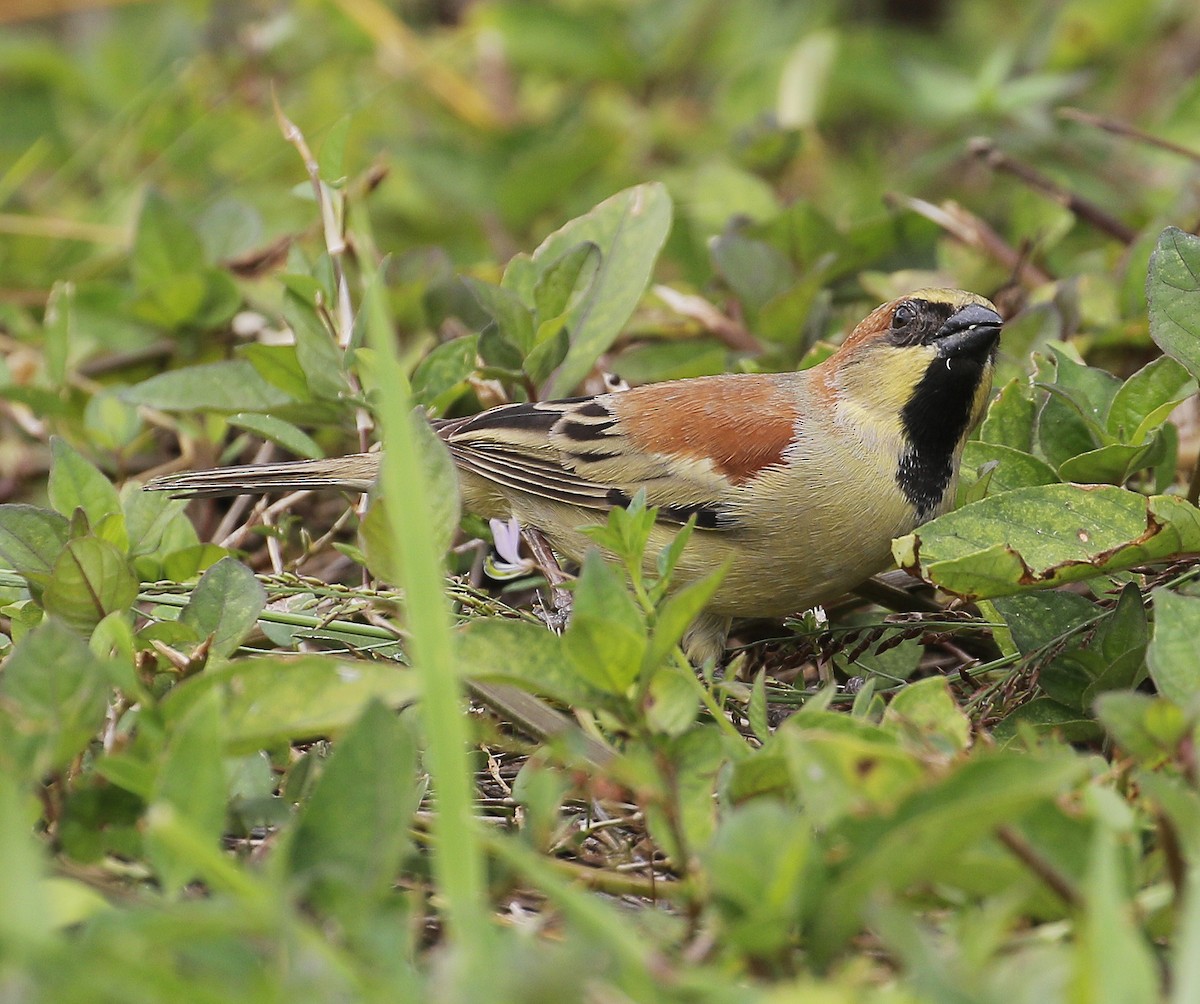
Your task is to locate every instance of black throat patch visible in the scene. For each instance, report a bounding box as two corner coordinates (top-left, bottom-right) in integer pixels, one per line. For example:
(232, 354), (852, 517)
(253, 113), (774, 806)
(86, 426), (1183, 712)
(896, 355), (987, 520)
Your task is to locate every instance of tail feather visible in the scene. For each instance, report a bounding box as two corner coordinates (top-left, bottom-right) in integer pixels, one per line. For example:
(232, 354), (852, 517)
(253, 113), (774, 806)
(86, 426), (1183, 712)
(143, 454), (379, 498)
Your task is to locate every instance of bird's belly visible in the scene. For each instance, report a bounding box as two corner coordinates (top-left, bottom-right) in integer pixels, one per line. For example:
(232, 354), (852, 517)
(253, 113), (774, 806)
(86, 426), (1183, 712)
(674, 488), (923, 618)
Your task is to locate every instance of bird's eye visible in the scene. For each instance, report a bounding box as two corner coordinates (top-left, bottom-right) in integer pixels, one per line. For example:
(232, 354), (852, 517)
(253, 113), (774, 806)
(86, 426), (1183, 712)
(892, 303), (916, 328)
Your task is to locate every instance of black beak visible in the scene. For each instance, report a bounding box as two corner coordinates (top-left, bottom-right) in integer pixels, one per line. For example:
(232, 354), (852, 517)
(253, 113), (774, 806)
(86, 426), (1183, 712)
(934, 303), (1003, 359)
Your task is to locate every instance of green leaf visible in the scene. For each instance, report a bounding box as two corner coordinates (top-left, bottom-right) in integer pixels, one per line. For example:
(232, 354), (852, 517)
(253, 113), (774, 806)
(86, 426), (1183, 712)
(813, 751), (1087, 959)
(538, 183), (672, 395)
(409, 334), (479, 409)
(146, 688), (227, 895)
(132, 191), (205, 289)
(881, 677), (970, 756)
(1070, 824), (1159, 1003)
(702, 800), (810, 956)
(532, 241), (600, 326)
(1147, 226), (1200, 381)
(179, 557), (267, 660)
(465, 279), (535, 354)
(456, 617), (603, 709)
(992, 697), (1101, 743)
(1148, 589), (1200, 708)
(43, 536), (139, 633)
(1107, 354), (1196, 441)
(1058, 438), (1162, 485)
(282, 289), (349, 400)
(0, 504), (69, 585)
(227, 413), (324, 459)
(894, 485), (1200, 600)
(1093, 692), (1187, 764)
(238, 343), (312, 401)
(780, 719), (922, 827)
(961, 441), (1059, 493)
(0, 774), (54, 950)
(710, 229), (793, 316)
(523, 325), (570, 386)
(47, 438), (124, 545)
(0, 619), (110, 781)
(286, 699), (418, 914)
(563, 550), (646, 694)
(161, 655), (420, 753)
(123, 360), (295, 413)
(646, 569), (726, 670)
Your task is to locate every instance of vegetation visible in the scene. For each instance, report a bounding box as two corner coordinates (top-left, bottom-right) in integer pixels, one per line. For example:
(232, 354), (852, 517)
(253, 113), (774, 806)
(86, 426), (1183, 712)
(4, 0), (1200, 999)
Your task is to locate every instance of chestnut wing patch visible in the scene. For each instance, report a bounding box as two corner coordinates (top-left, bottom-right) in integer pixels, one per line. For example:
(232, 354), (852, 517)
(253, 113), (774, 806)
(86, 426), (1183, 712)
(603, 375), (798, 484)
(437, 392), (749, 529)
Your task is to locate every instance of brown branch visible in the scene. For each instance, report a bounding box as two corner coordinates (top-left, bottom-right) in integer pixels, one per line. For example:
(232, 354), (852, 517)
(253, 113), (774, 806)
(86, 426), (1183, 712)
(1059, 107), (1200, 165)
(968, 137), (1137, 245)
(885, 193), (1053, 288)
(996, 824), (1083, 909)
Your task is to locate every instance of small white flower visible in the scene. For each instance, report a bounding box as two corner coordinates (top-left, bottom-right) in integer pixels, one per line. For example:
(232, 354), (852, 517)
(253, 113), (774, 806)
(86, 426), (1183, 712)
(486, 517), (537, 580)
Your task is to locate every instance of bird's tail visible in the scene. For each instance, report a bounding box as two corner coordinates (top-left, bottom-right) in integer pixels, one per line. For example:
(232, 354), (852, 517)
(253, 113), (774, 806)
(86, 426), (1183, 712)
(143, 454), (378, 498)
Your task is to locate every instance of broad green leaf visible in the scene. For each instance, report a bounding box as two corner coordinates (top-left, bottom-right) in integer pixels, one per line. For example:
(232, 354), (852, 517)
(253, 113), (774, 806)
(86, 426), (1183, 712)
(179, 557), (267, 660)
(813, 751), (1087, 959)
(161, 655), (420, 753)
(1172, 866), (1200, 1004)
(961, 441), (1059, 493)
(43, 537), (139, 632)
(1148, 589), (1200, 708)
(710, 229), (793, 316)
(123, 360), (295, 412)
(465, 279), (534, 354)
(282, 289), (349, 400)
(643, 663), (700, 736)
(47, 438), (124, 544)
(477, 325), (524, 370)
(645, 568), (726, 670)
(0, 504), (69, 583)
(0, 774), (54, 950)
(1038, 346), (1121, 429)
(146, 688), (226, 896)
(881, 676), (970, 756)
(0, 619), (110, 781)
(1147, 226), (1200, 381)
(992, 697), (1101, 743)
(1093, 692), (1186, 764)
(532, 241), (600, 326)
(409, 334), (479, 409)
(132, 191), (205, 289)
(286, 699), (418, 913)
(227, 413), (323, 459)
(523, 325), (570, 386)
(779, 718), (922, 827)
(980, 379), (1036, 451)
(456, 617), (604, 709)
(702, 800), (811, 956)
(538, 183), (672, 395)
(1070, 824), (1159, 1004)
(1058, 437), (1162, 485)
(894, 485), (1200, 600)
(563, 550), (647, 694)
(83, 390), (142, 453)
(238, 342), (311, 401)
(1107, 354), (1195, 441)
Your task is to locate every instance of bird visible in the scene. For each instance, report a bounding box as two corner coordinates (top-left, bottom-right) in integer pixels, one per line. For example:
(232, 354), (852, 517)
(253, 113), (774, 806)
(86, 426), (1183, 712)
(145, 288), (1003, 663)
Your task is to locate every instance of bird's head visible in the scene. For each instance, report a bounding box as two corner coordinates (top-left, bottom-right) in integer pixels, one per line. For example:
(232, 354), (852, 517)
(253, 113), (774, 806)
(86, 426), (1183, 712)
(823, 288), (1004, 517)
(825, 288), (1002, 426)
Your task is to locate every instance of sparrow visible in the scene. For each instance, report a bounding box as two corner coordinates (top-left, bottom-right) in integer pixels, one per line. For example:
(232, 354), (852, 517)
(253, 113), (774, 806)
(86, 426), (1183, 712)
(145, 289), (1003, 663)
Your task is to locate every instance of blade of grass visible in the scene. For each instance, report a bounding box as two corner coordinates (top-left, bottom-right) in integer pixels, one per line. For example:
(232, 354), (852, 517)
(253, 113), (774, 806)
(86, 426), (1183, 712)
(361, 272), (489, 951)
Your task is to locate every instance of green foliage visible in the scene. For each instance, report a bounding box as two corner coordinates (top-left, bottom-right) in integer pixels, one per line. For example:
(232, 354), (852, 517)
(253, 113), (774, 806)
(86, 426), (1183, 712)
(5, 1), (1200, 1000)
